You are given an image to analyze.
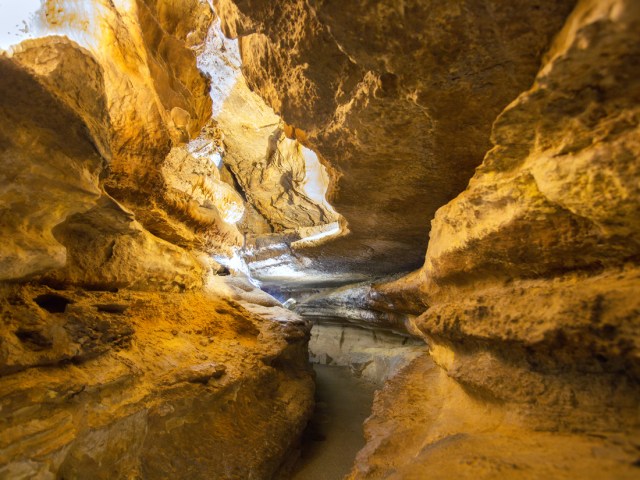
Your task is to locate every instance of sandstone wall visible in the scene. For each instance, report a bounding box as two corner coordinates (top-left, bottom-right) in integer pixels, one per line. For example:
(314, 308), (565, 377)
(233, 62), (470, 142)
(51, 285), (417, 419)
(216, 0), (577, 279)
(348, 0), (640, 477)
(0, 3), (316, 478)
(0, 284), (313, 479)
(309, 322), (425, 385)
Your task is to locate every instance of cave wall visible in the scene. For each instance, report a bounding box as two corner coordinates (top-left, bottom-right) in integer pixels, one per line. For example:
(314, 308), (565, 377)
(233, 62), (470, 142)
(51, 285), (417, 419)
(1, 0), (639, 477)
(352, 0), (640, 477)
(0, 284), (313, 479)
(215, 0), (640, 477)
(215, 0), (578, 278)
(0, 2), (316, 478)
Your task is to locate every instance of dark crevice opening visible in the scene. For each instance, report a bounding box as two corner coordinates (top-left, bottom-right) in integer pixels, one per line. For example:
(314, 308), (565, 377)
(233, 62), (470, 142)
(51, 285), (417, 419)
(34, 293), (73, 313)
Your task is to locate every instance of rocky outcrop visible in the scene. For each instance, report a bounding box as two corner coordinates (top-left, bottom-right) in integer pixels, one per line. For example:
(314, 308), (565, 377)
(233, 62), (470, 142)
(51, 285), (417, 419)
(0, 283), (313, 479)
(2, 0), (639, 477)
(350, 353), (639, 480)
(296, 279), (419, 332)
(216, 0), (577, 281)
(422, 0), (640, 288)
(0, 4), (317, 478)
(348, 0), (640, 477)
(0, 39), (108, 281)
(0, 37), (208, 290)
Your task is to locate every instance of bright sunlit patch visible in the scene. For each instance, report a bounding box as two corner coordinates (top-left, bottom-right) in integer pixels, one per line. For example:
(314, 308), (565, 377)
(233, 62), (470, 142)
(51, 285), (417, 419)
(0, 0), (126, 53)
(213, 249), (261, 287)
(291, 222), (342, 249)
(197, 17), (241, 117)
(0, 0), (42, 50)
(301, 147), (337, 216)
(39, 0), (104, 51)
(210, 152), (223, 167)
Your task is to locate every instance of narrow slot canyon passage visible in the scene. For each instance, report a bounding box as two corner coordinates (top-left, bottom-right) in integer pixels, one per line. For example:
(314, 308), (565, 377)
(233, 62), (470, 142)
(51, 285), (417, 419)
(289, 321), (426, 479)
(290, 364), (376, 480)
(1, 1), (639, 479)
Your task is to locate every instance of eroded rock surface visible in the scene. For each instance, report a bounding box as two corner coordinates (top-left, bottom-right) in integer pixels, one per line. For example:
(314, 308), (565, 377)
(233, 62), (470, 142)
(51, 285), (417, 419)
(348, 0), (640, 477)
(0, 39), (107, 281)
(216, 0), (577, 280)
(350, 353), (639, 480)
(1, 0), (639, 478)
(309, 322), (425, 385)
(0, 4), (317, 478)
(0, 284), (313, 479)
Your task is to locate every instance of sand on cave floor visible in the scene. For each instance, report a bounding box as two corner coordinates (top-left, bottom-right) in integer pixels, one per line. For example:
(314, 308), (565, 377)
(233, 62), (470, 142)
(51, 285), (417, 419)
(290, 364), (377, 480)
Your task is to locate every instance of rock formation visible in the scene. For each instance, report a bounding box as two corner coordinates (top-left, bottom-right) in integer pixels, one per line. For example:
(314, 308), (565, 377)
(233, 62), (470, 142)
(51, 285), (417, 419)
(0, 2), (315, 478)
(1, 0), (639, 478)
(214, 0), (640, 476)
(215, 0), (578, 280)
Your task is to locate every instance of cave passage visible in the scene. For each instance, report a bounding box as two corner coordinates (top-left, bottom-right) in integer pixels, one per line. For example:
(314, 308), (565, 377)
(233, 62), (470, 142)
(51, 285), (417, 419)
(1, 0), (638, 478)
(291, 364), (376, 480)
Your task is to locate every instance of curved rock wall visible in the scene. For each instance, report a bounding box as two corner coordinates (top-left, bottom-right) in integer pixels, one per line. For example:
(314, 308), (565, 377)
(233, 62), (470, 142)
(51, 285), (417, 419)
(215, 0), (577, 279)
(0, 2), (316, 478)
(0, 284), (313, 479)
(213, 0), (640, 477)
(349, 0), (640, 477)
(2, 0), (639, 478)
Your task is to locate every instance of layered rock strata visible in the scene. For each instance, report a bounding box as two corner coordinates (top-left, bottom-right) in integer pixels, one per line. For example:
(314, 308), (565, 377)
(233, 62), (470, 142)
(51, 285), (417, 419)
(0, 3), (317, 478)
(309, 322), (425, 385)
(347, 0), (640, 477)
(0, 284), (313, 479)
(1, 0), (639, 478)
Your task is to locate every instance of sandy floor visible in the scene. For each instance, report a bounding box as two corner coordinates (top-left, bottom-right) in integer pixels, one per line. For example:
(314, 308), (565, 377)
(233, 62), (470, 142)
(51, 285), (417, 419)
(290, 364), (377, 480)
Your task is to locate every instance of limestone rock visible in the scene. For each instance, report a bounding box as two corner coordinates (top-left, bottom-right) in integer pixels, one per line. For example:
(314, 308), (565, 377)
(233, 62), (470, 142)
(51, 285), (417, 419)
(349, 1), (640, 477)
(217, 0), (577, 280)
(0, 39), (108, 281)
(349, 353), (640, 480)
(0, 284), (314, 479)
(296, 280), (416, 332)
(309, 322), (425, 385)
(197, 18), (341, 234)
(422, 0), (640, 287)
(43, 196), (206, 291)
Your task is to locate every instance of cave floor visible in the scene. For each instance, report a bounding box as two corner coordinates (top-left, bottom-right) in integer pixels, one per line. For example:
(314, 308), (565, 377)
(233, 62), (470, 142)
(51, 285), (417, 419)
(290, 364), (376, 480)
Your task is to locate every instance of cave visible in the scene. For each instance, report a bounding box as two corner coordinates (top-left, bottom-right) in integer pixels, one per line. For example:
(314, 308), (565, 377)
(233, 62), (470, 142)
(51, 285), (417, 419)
(0, 0), (639, 479)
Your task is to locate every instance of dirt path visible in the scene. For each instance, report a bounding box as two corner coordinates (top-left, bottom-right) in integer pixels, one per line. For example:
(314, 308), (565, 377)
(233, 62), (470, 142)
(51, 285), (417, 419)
(290, 364), (377, 480)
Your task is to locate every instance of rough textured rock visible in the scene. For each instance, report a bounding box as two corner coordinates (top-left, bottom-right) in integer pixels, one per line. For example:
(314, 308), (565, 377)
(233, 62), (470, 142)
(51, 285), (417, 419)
(20, 0), (248, 256)
(194, 16), (346, 284)
(349, 353), (639, 480)
(0, 4), (317, 478)
(0, 284), (313, 479)
(296, 280), (418, 332)
(2, 0), (640, 477)
(0, 38), (107, 281)
(0, 37), (207, 290)
(422, 0), (640, 288)
(348, 1), (640, 477)
(216, 0), (577, 281)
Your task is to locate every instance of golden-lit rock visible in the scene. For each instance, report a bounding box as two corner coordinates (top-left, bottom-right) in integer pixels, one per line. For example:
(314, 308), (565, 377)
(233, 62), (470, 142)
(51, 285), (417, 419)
(0, 38), (108, 281)
(216, 0), (577, 278)
(0, 284), (313, 479)
(1, 0), (639, 477)
(349, 353), (639, 480)
(350, 1), (640, 477)
(197, 18), (341, 233)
